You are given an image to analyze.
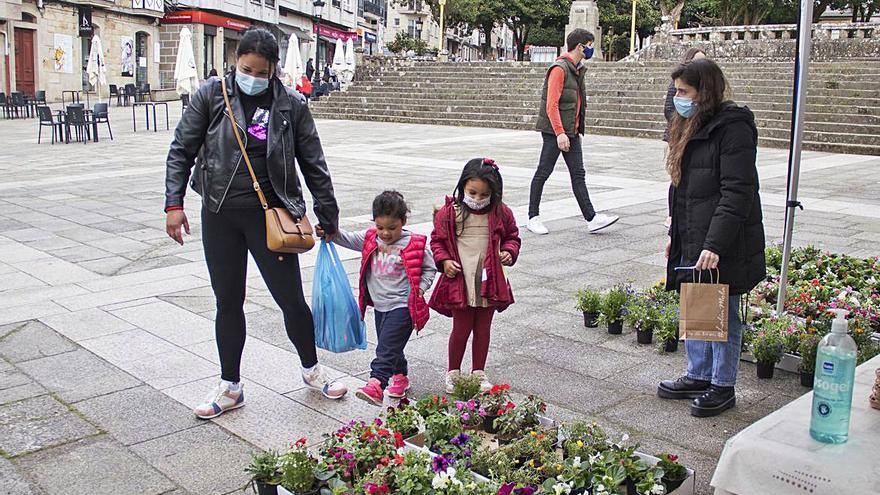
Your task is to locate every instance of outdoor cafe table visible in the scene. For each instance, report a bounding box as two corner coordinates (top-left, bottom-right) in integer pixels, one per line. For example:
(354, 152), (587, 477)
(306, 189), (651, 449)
(711, 354), (880, 495)
(131, 101), (169, 132)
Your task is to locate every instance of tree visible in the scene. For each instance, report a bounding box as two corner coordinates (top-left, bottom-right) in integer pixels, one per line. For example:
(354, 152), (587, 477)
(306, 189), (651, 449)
(598, 0), (660, 59)
(386, 32), (429, 55)
(660, 0), (688, 27)
(494, 0), (571, 60)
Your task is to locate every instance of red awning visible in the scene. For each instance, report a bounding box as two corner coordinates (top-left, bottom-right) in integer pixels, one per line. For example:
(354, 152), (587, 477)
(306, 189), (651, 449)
(314, 24), (358, 42)
(161, 10), (251, 31)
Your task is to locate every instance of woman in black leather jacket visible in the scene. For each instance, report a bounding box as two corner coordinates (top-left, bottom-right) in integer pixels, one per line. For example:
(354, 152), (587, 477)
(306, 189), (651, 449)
(164, 28), (348, 419)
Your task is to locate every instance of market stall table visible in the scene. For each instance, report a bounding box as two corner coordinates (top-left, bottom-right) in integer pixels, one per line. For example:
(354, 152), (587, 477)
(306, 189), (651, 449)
(712, 354), (880, 495)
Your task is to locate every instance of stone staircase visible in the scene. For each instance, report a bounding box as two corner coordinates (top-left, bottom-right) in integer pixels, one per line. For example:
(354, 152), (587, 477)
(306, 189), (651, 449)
(310, 61), (880, 155)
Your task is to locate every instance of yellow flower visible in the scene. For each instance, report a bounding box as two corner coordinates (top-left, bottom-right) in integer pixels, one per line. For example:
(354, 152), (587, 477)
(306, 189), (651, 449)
(528, 459), (535, 467)
(577, 440), (584, 448)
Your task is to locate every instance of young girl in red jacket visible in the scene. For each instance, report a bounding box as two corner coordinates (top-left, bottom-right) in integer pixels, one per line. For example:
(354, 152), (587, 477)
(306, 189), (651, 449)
(430, 158), (521, 393)
(322, 191), (437, 405)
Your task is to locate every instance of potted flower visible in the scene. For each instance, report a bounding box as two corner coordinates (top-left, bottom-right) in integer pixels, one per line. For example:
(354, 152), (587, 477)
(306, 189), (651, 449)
(654, 305), (680, 353)
(493, 396), (546, 444)
(277, 439), (319, 495)
(750, 330), (784, 379)
(453, 399), (482, 430)
(576, 288), (603, 328)
(383, 400), (421, 439)
(624, 296), (660, 345)
(479, 384), (513, 433)
(424, 412), (462, 451)
(560, 421), (607, 459)
(246, 450), (280, 495)
(656, 453), (688, 492)
(450, 373), (482, 402)
(798, 333), (821, 388)
(415, 394), (449, 420)
(598, 286), (629, 335)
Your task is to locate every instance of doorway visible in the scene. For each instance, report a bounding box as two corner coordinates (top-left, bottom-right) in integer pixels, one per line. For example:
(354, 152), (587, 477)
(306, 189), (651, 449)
(13, 28), (35, 96)
(135, 31), (148, 86)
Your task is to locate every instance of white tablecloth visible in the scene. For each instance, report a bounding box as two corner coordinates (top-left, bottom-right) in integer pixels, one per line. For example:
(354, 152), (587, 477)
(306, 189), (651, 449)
(711, 355), (880, 495)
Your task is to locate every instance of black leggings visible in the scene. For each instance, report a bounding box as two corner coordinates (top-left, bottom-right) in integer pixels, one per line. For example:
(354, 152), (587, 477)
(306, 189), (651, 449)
(201, 207), (318, 382)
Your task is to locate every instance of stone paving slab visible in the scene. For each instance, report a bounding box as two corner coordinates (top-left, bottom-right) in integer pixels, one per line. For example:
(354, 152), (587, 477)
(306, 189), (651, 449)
(0, 395), (99, 457)
(75, 385), (202, 446)
(16, 437), (177, 495)
(38, 308), (135, 343)
(16, 349), (141, 404)
(0, 321), (77, 364)
(0, 457), (38, 495)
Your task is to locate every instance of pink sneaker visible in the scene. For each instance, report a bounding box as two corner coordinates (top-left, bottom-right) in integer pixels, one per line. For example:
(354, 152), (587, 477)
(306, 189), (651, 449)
(386, 374), (410, 398)
(355, 378), (384, 406)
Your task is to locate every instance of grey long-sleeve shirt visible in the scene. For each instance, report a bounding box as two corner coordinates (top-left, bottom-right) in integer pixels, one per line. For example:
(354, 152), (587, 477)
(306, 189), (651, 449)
(334, 229), (437, 313)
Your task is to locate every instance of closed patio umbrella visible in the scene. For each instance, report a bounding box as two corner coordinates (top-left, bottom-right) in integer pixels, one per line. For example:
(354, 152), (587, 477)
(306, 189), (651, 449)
(343, 38), (355, 83)
(331, 38), (345, 76)
(282, 33), (304, 88)
(85, 35), (107, 102)
(174, 27), (199, 95)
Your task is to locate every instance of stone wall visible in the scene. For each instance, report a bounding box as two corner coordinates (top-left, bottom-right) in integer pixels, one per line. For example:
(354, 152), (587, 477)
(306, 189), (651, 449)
(6, 1), (160, 102)
(631, 22), (880, 61)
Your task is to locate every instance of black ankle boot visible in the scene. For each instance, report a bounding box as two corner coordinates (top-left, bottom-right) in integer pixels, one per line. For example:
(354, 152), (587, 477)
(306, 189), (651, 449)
(691, 386), (736, 417)
(658, 376), (711, 400)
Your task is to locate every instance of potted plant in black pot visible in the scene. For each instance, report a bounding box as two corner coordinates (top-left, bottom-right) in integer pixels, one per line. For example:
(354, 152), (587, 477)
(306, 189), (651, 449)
(654, 304), (680, 353)
(598, 286), (628, 335)
(624, 295), (660, 345)
(576, 288), (602, 328)
(277, 439), (319, 495)
(751, 330), (784, 379)
(656, 452), (688, 493)
(798, 333), (821, 388)
(478, 383), (513, 434)
(246, 450), (280, 495)
(382, 399), (421, 439)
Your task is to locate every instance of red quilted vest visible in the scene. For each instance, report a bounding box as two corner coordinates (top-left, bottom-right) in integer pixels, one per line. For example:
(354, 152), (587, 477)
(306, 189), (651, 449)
(358, 229), (431, 331)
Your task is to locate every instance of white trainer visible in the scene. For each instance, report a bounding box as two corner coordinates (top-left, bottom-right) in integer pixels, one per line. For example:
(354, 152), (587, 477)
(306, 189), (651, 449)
(302, 364), (348, 400)
(527, 216), (549, 235)
(193, 382), (245, 419)
(445, 370), (461, 394)
(587, 213), (620, 233)
(471, 370), (492, 393)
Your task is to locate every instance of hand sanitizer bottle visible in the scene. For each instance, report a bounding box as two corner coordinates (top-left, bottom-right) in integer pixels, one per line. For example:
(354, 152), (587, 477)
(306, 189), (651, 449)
(810, 309), (858, 444)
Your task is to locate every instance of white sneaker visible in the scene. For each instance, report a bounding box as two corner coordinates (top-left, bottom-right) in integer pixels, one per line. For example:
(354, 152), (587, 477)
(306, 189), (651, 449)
(527, 216), (549, 235)
(193, 382), (245, 419)
(472, 370), (492, 393)
(302, 364), (348, 400)
(445, 370), (461, 394)
(587, 213), (619, 233)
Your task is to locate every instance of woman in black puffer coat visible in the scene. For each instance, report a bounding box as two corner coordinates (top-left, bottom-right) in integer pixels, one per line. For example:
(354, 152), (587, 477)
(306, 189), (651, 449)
(657, 58), (766, 418)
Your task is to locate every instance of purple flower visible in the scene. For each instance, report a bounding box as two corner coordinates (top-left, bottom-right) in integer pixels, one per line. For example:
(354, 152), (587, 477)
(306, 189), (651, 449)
(450, 432), (470, 446)
(466, 399), (476, 410)
(461, 413), (471, 422)
(432, 453), (455, 473)
(515, 486), (537, 495)
(498, 483), (516, 495)
(455, 401), (465, 411)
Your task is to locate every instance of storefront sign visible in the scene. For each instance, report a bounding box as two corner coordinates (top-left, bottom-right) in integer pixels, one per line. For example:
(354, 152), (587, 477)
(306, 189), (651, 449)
(132, 0), (164, 13)
(364, 31), (377, 43)
(78, 7), (93, 37)
(161, 10), (251, 31)
(314, 24), (358, 42)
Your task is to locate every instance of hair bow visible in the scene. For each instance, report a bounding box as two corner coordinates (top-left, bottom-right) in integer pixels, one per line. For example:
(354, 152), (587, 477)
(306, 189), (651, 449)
(483, 158), (498, 170)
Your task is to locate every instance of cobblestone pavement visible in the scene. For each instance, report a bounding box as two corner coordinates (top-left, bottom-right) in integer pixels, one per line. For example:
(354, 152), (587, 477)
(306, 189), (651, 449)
(1, 105), (878, 495)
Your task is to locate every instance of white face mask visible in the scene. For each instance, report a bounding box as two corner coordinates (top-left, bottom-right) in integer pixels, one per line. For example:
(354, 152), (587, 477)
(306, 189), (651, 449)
(462, 195), (491, 211)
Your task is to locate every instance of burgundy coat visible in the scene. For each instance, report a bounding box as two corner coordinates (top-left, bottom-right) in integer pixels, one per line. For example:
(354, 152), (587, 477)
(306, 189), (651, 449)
(429, 197), (521, 317)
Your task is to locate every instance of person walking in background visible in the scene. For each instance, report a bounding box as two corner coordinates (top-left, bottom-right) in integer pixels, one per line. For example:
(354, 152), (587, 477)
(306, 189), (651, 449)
(164, 28), (349, 419)
(527, 29), (619, 236)
(657, 58), (766, 418)
(430, 159), (521, 394)
(306, 58), (315, 82)
(319, 191), (437, 406)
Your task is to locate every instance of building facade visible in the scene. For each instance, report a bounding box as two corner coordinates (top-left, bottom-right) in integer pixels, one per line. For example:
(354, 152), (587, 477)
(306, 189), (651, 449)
(1, 0), (163, 101)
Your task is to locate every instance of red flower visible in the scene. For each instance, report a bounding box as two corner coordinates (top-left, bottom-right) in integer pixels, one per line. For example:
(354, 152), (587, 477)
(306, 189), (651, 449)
(394, 431), (405, 448)
(394, 454), (405, 465)
(377, 428), (390, 438)
(380, 456), (390, 466)
(294, 437), (307, 448)
(668, 454), (679, 462)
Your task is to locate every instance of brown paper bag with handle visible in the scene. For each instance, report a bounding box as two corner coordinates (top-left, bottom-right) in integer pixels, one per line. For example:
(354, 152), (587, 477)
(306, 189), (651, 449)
(679, 269), (729, 342)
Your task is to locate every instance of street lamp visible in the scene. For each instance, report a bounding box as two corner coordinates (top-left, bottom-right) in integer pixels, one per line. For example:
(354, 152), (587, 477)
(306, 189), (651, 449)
(313, 0), (325, 86)
(438, 0), (446, 53)
(415, 18), (424, 41)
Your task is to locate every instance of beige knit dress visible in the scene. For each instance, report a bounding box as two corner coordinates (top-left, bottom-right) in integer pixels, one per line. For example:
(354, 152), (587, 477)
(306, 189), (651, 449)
(455, 205), (490, 308)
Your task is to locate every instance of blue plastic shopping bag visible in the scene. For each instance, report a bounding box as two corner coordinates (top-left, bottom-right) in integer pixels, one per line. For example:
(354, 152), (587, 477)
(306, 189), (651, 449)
(312, 240), (367, 353)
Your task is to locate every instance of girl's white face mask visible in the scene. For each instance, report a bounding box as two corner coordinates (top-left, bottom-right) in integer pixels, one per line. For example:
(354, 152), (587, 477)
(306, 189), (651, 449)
(463, 195), (491, 211)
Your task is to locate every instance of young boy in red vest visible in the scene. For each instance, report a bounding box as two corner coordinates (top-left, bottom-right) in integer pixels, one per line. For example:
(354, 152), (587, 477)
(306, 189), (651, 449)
(325, 191), (437, 405)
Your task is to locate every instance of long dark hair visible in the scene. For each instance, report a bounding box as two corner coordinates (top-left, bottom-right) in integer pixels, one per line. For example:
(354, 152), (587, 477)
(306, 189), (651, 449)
(236, 28), (280, 74)
(680, 47), (706, 64)
(666, 59), (729, 186)
(452, 158), (504, 234)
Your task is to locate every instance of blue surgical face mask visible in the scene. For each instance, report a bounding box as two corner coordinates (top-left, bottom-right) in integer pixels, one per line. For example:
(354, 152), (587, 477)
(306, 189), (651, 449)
(583, 45), (595, 60)
(236, 69), (270, 96)
(673, 96), (697, 118)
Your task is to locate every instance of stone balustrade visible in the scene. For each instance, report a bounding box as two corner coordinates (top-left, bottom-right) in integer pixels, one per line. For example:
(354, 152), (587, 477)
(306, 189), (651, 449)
(669, 22), (879, 42)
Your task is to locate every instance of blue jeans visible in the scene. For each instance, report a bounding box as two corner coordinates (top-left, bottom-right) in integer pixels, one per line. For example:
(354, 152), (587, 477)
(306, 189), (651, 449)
(686, 295), (743, 387)
(371, 307), (413, 388)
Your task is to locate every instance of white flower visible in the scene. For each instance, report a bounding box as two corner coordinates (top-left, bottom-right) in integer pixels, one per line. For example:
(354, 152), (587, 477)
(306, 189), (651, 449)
(621, 433), (630, 443)
(553, 481), (573, 495)
(432, 473), (450, 490)
(573, 456), (582, 465)
(651, 483), (667, 494)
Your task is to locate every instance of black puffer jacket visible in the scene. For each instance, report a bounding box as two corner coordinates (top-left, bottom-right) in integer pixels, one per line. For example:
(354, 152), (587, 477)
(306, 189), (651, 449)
(164, 72), (339, 233)
(666, 103), (766, 295)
